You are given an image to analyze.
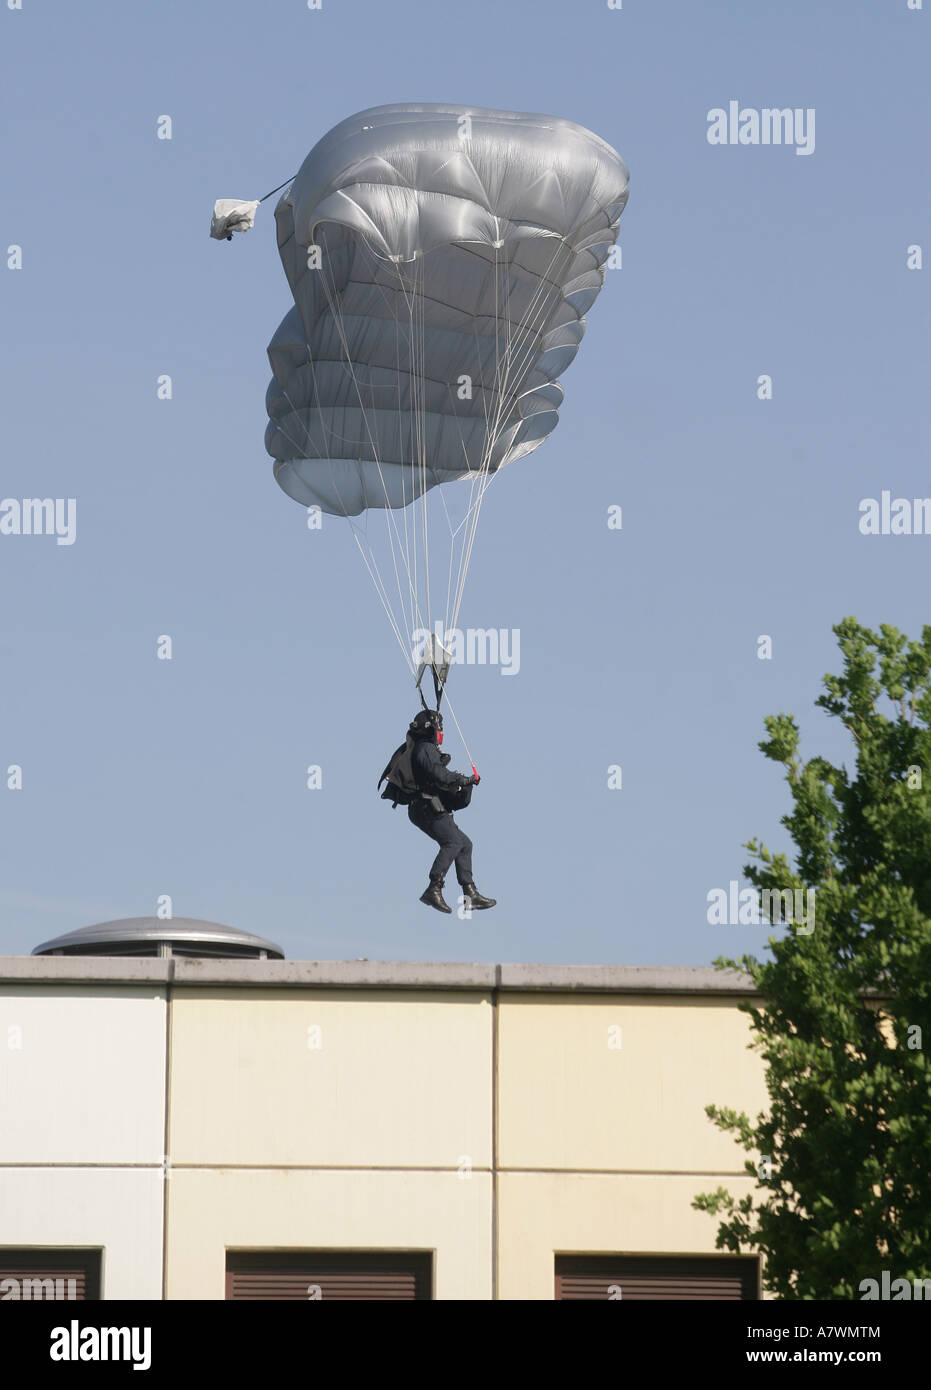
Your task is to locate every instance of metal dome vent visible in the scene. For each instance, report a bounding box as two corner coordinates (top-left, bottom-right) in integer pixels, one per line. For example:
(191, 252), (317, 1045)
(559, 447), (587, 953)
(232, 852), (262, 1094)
(33, 916), (284, 960)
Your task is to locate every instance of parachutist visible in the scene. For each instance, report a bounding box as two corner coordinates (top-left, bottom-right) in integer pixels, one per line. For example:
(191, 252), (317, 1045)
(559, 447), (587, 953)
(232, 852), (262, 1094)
(378, 709), (495, 914)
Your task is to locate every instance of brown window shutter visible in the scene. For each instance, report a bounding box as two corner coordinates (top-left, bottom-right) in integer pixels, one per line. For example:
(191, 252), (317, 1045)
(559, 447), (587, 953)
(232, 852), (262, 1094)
(226, 1252), (432, 1301)
(555, 1255), (758, 1300)
(0, 1250), (100, 1300)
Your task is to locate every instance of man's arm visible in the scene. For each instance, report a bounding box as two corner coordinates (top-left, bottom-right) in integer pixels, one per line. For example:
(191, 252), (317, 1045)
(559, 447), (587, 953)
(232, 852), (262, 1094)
(418, 741), (474, 789)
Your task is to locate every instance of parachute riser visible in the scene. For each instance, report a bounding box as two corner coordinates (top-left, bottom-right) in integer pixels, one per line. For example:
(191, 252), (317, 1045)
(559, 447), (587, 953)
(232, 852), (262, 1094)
(416, 663), (445, 713)
(415, 633), (452, 715)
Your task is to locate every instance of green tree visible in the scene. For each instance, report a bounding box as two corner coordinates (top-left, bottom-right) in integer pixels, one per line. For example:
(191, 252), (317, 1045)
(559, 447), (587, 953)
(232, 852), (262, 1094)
(694, 618), (931, 1299)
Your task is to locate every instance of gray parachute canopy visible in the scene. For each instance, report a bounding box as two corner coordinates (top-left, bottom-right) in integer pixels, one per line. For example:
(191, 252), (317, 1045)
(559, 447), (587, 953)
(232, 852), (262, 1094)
(265, 103), (629, 517)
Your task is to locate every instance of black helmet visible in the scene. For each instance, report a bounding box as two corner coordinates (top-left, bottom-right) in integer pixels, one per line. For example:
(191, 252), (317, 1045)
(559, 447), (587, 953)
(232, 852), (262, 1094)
(409, 709), (443, 739)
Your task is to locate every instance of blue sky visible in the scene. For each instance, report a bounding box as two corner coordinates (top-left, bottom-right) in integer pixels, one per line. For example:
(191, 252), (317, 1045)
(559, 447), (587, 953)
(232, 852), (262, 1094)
(1, 0), (928, 963)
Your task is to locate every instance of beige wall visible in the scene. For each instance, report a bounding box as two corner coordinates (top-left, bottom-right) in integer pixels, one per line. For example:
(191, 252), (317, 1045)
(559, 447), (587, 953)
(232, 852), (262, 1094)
(493, 993), (766, 1297)
(168, 989), (492, 1168)
(497, 1172), (759, 1300)
(166, 989), (495, 1297)
(497, 994), (767, 1172)
(166, 1168), (492, 1300)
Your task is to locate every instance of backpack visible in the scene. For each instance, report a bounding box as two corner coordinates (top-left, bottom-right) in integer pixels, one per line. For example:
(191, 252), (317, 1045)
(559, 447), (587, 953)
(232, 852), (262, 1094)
(437, 777), (473, 812)
(377, 736), (420, 808)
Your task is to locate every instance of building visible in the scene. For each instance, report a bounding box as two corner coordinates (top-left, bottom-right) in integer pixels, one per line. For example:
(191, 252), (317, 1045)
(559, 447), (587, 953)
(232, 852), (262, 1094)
(0, 918), (766, 1300)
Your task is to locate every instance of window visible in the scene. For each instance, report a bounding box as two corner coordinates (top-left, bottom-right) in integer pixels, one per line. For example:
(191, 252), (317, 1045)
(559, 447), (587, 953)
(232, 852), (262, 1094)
(0, 1250), (101, 1301)
(226, 1251), (432, 1300)
(555, 1254), (758, 1300)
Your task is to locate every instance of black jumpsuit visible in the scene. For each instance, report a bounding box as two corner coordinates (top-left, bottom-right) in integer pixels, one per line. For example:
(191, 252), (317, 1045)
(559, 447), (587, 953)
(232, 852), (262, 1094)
(408, 737), (473, 885)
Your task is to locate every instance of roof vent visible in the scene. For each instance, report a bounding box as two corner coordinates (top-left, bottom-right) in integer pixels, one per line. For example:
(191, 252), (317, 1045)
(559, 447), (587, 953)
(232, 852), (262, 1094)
(32, 917), (284, 960)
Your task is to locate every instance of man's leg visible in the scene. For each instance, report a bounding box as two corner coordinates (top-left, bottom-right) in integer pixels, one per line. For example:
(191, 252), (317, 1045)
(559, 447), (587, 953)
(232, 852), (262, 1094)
(452, 821), (496, 910)
(451, 825), (473, 886)
(422, 813), (462, 881)
(409, 807), (459, 913)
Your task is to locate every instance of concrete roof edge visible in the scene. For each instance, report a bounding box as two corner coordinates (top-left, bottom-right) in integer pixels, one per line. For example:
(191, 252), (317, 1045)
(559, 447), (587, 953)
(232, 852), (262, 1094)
(497, 964), (756, 993)
(0, 956), (756, 994)
(171, 958), (499, 988)
(0, 956), (172, 985)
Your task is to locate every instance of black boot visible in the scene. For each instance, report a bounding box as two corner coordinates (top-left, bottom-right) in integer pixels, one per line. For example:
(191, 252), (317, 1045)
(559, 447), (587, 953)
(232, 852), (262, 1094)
(420, 877), (452, 913)
(462, 882), (496, 910)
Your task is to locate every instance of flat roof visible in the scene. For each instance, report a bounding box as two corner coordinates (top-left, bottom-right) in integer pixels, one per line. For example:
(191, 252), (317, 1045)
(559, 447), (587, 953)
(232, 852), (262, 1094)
(0, 956), (756, 994)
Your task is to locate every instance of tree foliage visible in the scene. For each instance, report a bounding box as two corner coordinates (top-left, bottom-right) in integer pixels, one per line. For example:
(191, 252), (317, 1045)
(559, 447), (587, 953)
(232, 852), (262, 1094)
(694, 618), (931, 1298)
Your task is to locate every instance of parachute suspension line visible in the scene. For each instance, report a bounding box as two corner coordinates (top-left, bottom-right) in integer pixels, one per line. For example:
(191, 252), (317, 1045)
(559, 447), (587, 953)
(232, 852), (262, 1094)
(438, 286), (502, 634)
(449, 234), (531, 631)
(448, 235), (570, 634)
(391, 248), (471, 713)
(395, 258), (416, 641)
(388, 257), (423, 647)
(463, 243), (511, 605)
(412, 256), (429, 637)
(419, 255), (432, 637)
(275, 233), (426, 672)
(313, 230), (429, 653)
(346, 224), (570, 660)
(447, 240), (507, 633)
(270, 358), (416, 676)
(391, 253), (432, 645)
(441, 686), (475, 771)
(385, 249), (457, 659)
(359, 252), (420, 652)
(311, 232), (447, 688)
(350, 530), (416, 673)
(435, 449), (478, 642)
(395, 299), (417, 648)
(281, 219), (570, 709)
(373, 241), (433, 653)
(440, 252), (496, 638)
(433, 285), (510, 634)
(389, 257), (418, 646)
(315, 227), (448, 682)
(381, 240), (445, 653)
(383, 234), (547, 666)
(316, 255), (413, 634)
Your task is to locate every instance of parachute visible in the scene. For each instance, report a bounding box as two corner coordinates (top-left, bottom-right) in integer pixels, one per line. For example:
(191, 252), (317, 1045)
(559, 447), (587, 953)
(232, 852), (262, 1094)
(210, 198), (260, 240)
(262, 103), (629, 717)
